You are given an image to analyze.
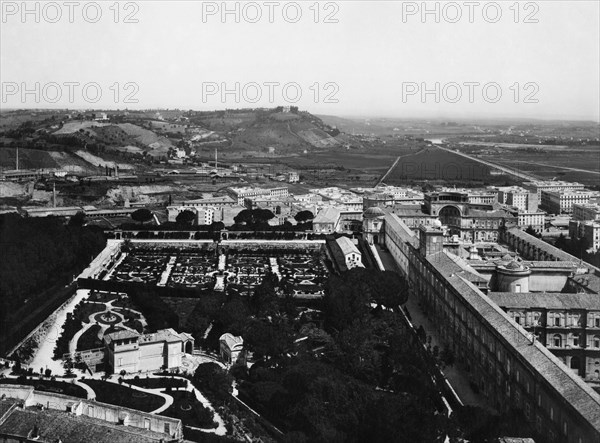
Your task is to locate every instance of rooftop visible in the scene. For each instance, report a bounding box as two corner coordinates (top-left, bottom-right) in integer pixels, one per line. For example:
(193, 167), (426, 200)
(505, 227), (592, 267)
(488, 292), (600, 311)
(335, 236), (361, 257)
(0, 406), (172, 443)
(220, 333), (243, 350)
(427, 253), (600, 431)
(313, 207), (341, 224)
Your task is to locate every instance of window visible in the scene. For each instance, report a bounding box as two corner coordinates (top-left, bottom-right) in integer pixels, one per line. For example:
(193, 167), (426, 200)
(594, 335), (600, 348)
(144, 418), (151, 430)
(164, 423), (171, 434)
(515, 315), (521, 325)
(553, 334), (562, 347)
(554, 316), (561, 327)
(573, 334), (579, 347)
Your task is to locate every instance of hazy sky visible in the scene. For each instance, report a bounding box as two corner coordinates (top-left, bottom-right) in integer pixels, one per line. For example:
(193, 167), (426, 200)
(1, 1), (599, 121)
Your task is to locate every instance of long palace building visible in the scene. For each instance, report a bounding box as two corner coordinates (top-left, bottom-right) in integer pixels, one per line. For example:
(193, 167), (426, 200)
(380, 212), (600, 443)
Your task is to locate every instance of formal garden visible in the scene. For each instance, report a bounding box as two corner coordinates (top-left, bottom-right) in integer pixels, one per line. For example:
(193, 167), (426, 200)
(52, 290), (148, 364)
(104, 243), (330, 298)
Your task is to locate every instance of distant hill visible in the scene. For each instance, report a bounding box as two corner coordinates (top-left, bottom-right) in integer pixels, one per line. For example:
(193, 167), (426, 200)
(189, 108), (343, 155)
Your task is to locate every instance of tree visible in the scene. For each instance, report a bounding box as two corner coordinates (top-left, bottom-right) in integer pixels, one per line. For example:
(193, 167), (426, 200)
(176, 210), (196, 226)
(193, 363), (233, 402)
(69, 211), (86, 227)
(131, 209), (153, 225)
(525, 225), (538, 237)
(234, 209), (275, 227)
(210, 221), (225, 231)
(294, 210), (314, 224)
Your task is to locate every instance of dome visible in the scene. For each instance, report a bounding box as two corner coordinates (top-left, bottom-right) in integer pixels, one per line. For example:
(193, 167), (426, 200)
(363, 207), (385, 218)
(432, 219), (443, 228)
(505, 260), (522, 270)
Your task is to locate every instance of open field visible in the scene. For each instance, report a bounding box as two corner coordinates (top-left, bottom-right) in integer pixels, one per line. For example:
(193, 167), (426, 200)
(384, 146), (515, 185)
(455, 143), (600, 187)
(0, 147), (59, 169)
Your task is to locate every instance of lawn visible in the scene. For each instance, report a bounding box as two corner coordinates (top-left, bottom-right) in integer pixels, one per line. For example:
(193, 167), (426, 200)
(159, 389), (217, 429)
(81, 379), (165, 412)
(0, 377), (87, 398)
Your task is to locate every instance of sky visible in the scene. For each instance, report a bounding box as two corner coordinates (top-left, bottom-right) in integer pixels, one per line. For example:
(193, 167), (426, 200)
(1, 1), (599, 121)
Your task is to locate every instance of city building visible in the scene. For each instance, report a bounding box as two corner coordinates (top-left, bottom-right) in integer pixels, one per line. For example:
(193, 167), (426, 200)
(219, 333), (245, 366)
(330, 236), (363, 271)
(388, 189), (518, 242)
(313, 207), (341, 234)
(182, 195), (236, 208)
(573, 203), (600, 222)
(227, 186), (288, 205)
(541, 190), (598, 214)
(380, 216), (600, 442)
(287, 171), (300, 183)
(524, 180), (585, 201)
(358, 186), (424, 210)
(363, 206), (386, 245)
(0, 385), (183, 442)
(167, 206), (214, 225)
(496, 186), (539, 212)
(104, 328), (194, 374)
(487, 292), (600, 380)
(503, 207), (546, 233)
(570, 221), (600, 253)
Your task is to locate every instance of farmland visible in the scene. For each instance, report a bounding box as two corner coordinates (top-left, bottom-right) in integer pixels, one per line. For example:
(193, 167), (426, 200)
(383, 146), (516, 186)
(454, 143), (600, 187)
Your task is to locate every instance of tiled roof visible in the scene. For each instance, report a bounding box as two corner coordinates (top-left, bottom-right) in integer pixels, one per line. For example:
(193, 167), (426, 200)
(488, 292), (600, 311)
(220, 333), (243, 350)
(103, 330), (140, 344)
(427, 252), (600, 431)
(335, 236), (360, 257)
(384, 212), (419, 247)
(139, 328), (183, 345)
(313, 207), (341, 224)
(0, 407), (171, 443)
(506, 227), (591, 266)
(427, 251), (488, 284)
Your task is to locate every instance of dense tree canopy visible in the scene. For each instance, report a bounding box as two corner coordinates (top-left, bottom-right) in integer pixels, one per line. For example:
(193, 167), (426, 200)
(176, 210), (196, 226)
(294, 210), (314, 224)
(233, 209), (275, 227)
(323, 268), (409, 332)
(131, 208), (153, 225)
(0, 214), (106, 351)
